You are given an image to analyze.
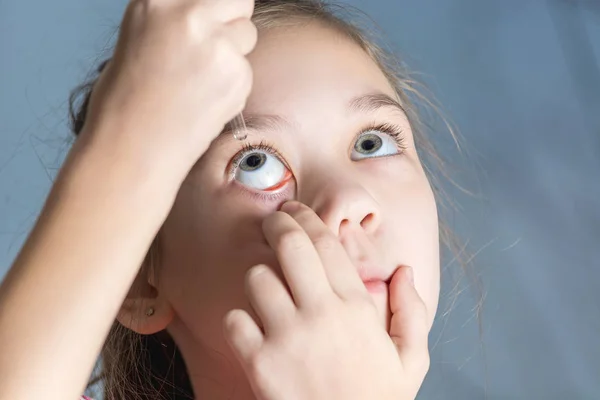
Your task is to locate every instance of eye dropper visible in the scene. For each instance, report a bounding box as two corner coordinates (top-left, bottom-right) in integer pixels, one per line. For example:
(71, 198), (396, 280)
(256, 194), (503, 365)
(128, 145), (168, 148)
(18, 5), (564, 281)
(231, 112), (247, 141)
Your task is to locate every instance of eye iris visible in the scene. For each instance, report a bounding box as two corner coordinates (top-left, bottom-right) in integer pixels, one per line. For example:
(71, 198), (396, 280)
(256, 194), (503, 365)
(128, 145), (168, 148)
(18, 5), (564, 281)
(356, 133), (382, 154)
(241, 153), (266, 171)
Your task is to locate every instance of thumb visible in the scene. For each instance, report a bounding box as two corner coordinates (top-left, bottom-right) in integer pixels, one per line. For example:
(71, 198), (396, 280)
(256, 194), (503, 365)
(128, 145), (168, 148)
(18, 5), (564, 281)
(388, 265), (430, 372)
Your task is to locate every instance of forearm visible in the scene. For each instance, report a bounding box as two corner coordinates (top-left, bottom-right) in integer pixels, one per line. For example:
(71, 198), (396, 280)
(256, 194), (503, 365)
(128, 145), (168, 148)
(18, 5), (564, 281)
(0, 132), (179, 400)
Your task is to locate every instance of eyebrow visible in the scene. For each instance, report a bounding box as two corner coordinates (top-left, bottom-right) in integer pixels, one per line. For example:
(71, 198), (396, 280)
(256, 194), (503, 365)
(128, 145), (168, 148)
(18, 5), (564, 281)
(219, 92), (407, 137)
(347, 92), (407, 116)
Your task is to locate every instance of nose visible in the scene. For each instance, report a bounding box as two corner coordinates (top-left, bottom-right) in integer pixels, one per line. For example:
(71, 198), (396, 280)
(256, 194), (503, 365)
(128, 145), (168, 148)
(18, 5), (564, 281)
(298, 173), (381, 237)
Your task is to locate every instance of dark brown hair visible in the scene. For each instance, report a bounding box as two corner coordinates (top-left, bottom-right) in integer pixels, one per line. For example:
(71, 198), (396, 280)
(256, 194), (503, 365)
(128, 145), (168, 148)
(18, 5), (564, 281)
(70, 1), (476, 398)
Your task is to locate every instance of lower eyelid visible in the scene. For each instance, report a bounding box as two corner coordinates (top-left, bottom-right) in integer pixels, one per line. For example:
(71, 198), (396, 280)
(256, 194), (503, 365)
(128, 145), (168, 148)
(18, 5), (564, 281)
(232, 179), (295, 203)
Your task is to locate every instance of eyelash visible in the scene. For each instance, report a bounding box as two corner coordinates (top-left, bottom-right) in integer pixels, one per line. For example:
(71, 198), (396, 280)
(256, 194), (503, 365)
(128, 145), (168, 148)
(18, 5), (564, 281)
(229, 122), (408, 175)
(355, 122), (408, 154)
(229, 141), (291, 178)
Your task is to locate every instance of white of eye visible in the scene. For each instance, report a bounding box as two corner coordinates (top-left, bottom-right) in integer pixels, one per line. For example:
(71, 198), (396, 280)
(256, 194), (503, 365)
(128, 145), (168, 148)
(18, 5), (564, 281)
(351, 132), (400, 161)
(234, 151), (287, 190)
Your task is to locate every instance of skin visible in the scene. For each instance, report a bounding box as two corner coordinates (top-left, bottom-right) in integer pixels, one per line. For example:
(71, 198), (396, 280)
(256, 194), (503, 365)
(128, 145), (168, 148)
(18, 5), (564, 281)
(0, 1), (438, 398)
(118, 22), (440, 399)
(0, 2), (257, 398)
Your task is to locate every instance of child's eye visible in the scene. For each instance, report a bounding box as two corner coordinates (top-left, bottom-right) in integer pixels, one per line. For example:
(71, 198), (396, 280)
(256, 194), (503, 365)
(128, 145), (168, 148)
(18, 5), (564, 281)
(232, 148), (292, 191)
(229, 122), (406, 191)
(350, 123), (407, 161)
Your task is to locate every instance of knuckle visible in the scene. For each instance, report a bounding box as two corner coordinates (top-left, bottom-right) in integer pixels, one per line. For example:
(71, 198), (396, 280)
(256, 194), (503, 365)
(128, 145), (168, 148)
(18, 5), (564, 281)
(123, 0), (152, 26)
(419, 352), (431, 375)
(180, 3), (213, 40)
(277, 230), (307, 253)
(413, 300), (429, 323)
(204, 42), (237, 89)
(248, 19), (258, 42)
(242, 0), (256, 18)
(127, 0), (148, 16)
(238, 19), (258, 52)
(312, 232), (337, 252)
(211, 34), (237, 68)
(409, 347), (431, 378)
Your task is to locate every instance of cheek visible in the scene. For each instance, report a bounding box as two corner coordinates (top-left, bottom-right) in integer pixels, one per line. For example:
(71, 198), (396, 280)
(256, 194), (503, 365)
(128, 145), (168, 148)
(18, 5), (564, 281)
(155, 192), (279, 345)
(380, 180), (440, 325)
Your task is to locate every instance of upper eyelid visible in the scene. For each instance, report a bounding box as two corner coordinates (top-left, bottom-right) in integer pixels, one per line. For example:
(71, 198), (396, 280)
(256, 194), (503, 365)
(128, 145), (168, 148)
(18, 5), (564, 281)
(229, 141), (292, 174)
(354, 123), (406, 143)
(358, 123), (403, 135)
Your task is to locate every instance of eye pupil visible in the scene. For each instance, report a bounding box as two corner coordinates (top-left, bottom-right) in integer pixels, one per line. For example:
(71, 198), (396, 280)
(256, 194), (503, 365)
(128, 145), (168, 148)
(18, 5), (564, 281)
(242, 153), (267, 171)
(356, 134), (382, 154)
(362, 140), (375, 151)
(247, 155), (261, 167)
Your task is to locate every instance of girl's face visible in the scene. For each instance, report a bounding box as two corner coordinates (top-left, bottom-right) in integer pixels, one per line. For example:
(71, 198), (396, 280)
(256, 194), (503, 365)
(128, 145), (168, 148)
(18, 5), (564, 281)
(146, 22), (439, 376)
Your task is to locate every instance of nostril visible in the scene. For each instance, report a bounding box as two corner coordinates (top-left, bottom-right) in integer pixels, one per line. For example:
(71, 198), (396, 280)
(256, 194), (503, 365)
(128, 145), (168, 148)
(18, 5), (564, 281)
(338, 218), (350, 235)
(360, 213), (376, 229)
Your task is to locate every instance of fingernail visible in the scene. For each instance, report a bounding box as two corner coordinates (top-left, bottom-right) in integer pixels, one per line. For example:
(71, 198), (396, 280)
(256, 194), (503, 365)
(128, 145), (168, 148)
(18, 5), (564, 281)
(280, 201), (299, 213)
(405, 266), (415, 287)
(248, 264), (267, 278)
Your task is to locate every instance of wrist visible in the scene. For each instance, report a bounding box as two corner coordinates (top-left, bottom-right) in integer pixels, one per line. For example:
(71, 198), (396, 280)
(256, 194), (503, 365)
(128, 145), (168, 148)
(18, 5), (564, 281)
(76, 111), (198, 186)
(58, 129), (182, 223)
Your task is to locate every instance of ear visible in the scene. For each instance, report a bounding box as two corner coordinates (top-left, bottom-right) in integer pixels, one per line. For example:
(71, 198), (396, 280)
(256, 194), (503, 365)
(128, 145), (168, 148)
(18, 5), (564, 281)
(116, 264), (174, 335)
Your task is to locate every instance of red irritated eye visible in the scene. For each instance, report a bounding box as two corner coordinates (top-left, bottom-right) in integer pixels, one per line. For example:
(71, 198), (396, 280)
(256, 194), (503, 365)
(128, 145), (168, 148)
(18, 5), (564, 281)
(233, 149), (291, 191)
(262, 169), (293, 191)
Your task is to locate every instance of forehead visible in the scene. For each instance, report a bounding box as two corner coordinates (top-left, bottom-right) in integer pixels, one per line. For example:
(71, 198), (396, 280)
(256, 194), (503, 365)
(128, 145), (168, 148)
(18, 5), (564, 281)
(244, 23), (396, 118)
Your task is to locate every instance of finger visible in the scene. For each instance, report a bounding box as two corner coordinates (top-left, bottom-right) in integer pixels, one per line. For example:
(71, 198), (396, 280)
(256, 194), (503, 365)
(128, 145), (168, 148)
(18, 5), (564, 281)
(221, 18), (258, 55)
(245, 264), (296, 334)
(280, 201), (366, 300)
(388, 266), (430, 374)
(223, 308), (264, 366)
(262, 211), (332, 309)
(208, 0), (255, 22)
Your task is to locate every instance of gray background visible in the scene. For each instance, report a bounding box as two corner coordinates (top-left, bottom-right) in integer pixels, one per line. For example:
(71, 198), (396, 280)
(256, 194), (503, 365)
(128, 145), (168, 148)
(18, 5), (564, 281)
(1, 0), (599, 399)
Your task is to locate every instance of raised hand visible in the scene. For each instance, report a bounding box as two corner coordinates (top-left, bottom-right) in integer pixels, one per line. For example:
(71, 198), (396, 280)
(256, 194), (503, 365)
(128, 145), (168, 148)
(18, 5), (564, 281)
(224, 201), (431, 400)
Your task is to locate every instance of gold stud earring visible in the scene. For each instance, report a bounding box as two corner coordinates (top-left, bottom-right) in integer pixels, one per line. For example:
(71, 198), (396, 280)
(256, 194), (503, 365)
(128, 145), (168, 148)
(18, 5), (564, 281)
(145, 307), (155, 317)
